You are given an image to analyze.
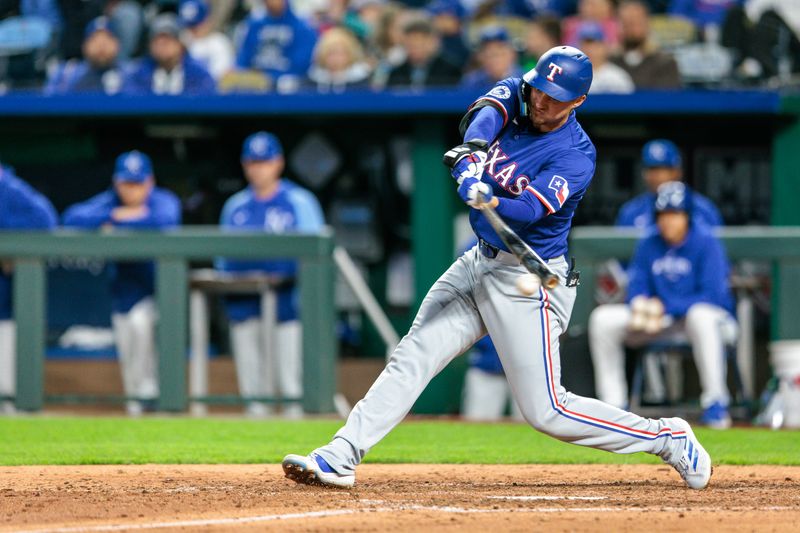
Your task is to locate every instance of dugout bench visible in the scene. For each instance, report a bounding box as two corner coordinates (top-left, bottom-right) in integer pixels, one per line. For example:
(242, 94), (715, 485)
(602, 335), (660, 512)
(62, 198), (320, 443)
(0, 228), (338, 413)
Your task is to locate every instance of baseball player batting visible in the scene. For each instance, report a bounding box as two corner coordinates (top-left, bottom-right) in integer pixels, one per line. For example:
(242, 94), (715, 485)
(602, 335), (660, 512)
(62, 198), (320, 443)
(283, 46), (712, 490)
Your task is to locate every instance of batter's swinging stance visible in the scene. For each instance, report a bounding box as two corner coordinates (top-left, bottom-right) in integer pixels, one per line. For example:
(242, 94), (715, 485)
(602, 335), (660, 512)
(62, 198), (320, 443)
(283, 46), (712, 490)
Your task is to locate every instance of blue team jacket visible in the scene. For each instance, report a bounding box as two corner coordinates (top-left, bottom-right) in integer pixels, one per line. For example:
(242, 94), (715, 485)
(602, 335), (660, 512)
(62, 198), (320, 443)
(216, 180), (324, 323)
(626, 224), (734, 318)
(0, 170), (58, 319)
(616, 191), (723, 229)
(46, 60), (126, 94)
(121, 55), (216, 96)
(61, 187), (181, 313)
(235, 6), (317, 81)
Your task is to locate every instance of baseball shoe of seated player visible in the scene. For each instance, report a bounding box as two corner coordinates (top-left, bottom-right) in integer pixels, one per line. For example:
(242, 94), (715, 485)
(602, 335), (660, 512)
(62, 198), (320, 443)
(660, 418), (712, 489)
(700, 400), (732, 429)
(282, 453), (355, 488)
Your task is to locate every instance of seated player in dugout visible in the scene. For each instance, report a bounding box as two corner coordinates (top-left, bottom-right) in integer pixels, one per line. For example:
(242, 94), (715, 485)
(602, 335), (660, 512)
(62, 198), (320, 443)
(589, 181), (737, 429)
(0, 166), (58, 415)
(216, 132), (324, 418)
(62, 151), (181, 416)
(616, 139), (723, 230)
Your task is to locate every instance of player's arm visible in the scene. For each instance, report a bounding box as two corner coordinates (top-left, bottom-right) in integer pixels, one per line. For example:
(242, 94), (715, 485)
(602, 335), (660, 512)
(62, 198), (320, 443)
(113, 193), (181, 228)
(61, 194), (114, 228)
(625, 239), (653, 303)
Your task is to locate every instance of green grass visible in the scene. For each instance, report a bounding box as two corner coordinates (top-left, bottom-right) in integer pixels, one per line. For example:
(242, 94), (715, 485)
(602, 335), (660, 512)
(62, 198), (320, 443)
(0, 417), (797, 466)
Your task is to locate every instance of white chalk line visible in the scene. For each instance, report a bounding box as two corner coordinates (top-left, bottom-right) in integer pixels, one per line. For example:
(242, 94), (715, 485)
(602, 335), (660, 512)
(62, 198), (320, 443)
(486, 495), (607, 501)
(13, 504), (799, 533)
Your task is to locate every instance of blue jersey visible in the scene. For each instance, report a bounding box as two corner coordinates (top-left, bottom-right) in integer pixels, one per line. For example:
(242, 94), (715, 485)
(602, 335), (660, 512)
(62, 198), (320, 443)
(235, 7), (317, 81)
(616, 191), (723, 229)
(626, 224), (734, 318)
(61, 187), (181, 313)
(467, 78), (596, 260)
(121, 55), (216, 96)
(0, 169), (58, 320)
(217, 180), (324, 323)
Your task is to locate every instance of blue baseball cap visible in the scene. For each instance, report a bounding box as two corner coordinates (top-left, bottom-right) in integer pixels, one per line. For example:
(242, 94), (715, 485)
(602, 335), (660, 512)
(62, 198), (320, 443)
(113, 151), (153, 183)
(642, 139), (682, 168)
(426, 0), (466, 18)
(241, 132), (283, 162)
(85, 16), (118, 41)
(479, 26), (510, 46)
(179, 0), (209, 28)
(577, 22), (605, 43)
(523, 45), (593, 102)
(654, 181), (690, 214)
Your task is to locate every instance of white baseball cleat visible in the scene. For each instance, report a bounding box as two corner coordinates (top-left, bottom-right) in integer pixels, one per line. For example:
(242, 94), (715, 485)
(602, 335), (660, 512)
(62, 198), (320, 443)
(282, 453), (355, 489)
(666, 418), (712, 489)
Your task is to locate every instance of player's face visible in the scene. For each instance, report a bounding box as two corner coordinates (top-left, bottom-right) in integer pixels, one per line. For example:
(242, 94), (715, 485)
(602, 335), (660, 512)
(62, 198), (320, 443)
(529, 88), (586, 132)
(656, 211), (689, 245)
(114, 178), (153, 207)
(243, 157), (284, 192)
(83, 31), (119, 68)
(644, 167), (681, 192)
(150, 34), (183, 68)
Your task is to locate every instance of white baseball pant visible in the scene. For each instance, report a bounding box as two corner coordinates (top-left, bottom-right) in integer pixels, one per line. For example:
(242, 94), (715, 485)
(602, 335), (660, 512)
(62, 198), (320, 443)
(462, 366), (523, 421)
(589, 302), (736, 409)
(111, 297), (158, 415)
(230, 318), (303, 418)
(0, 320), (15, 414)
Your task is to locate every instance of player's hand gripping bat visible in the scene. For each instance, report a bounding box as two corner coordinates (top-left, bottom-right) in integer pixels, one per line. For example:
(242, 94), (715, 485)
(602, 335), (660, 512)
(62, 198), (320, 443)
(476, 192), (560, 290)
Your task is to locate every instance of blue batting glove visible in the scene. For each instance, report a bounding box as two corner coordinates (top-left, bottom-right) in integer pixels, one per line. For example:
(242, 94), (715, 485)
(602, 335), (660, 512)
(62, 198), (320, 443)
(450, 151), (487, 184)
(457, 178), (494, 207)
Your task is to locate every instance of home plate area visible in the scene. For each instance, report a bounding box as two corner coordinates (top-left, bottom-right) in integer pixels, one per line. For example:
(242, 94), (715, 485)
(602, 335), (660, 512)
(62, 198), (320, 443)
(2, 464), (799, 532)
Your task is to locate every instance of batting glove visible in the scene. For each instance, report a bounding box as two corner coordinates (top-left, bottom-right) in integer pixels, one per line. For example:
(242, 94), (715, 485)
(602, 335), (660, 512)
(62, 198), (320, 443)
(443, 140), (488, 184)
(457, 178), (494, 208)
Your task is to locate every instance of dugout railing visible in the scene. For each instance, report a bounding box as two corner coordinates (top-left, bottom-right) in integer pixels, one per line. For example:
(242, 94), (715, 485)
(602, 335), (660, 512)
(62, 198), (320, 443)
(0, 228), (337, 413)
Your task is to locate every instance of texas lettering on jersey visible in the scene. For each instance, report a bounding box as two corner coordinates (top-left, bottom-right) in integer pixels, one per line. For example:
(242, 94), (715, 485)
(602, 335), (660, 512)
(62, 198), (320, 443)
(483, 140), (530, 195)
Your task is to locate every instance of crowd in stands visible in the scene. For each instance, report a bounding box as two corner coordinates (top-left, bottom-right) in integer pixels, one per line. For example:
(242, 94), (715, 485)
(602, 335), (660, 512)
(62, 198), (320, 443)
(0, 0), (797, 94)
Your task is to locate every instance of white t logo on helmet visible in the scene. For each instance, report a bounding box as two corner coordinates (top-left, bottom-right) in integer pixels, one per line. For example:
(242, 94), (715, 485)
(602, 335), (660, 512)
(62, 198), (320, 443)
(546, 62), (564, 82)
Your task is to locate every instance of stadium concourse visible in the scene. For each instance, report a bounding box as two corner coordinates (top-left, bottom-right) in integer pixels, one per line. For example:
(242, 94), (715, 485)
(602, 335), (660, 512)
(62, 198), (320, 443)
(1, 464), (799, 531)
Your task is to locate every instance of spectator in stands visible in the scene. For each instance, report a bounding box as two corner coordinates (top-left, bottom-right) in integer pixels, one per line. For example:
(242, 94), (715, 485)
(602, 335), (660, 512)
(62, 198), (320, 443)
(0, 1), (61, 89)
(669, 0), (743, 36)
(521, 15), (562, 72)
(305, 26), (371, 93)
(236, 0), (318, 93)
(617, 139), (722, 228)
(46, 16), (125, 94)
(344, 0), (386, 41)
(0, 166), (57, 415)
(386, 18), (461, 89)
(578, 22), (635, 93)
(460, 26), (522, 92)
(589, 181), (736, 429)
(62, 151), (181, 416)
(179, 0), (235, 81)
(562, 0), (620, 48)
(58, 1), (144, 61)
(122, 13), (216, 95)
(369, 2), (407, 88)
(427, 0), (470, 69)
(612, 0), (682, 89)
(217, 132), (325, 418)
(494, 0), (574, 18)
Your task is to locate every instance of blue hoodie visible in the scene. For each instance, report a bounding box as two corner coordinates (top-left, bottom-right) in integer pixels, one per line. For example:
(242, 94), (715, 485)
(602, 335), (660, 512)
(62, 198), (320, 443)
(235, 3), (317, 81)
(626, 224), (734, 318)
(0, 169), (58, 320)
(121, 55), (216, 95)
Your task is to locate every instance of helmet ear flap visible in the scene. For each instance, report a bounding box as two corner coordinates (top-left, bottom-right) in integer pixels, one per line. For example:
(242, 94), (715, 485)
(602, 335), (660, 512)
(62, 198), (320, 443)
(521, 80), (531, 115)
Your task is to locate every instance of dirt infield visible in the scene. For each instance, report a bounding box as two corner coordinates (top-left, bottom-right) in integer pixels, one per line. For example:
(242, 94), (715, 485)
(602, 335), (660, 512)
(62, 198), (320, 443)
(2, 464), (798, 532)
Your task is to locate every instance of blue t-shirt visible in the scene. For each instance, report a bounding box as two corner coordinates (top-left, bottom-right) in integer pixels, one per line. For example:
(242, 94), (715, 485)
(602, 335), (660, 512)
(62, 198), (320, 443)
(216, 180), (324, 323)
(616, 191), (723, 229)
(235, 7), (317, 81)
(626, 224), (734, 318)
(0, 170), (58, 320)
(61, 187), (182, 313)
(467, 78), (596, 260)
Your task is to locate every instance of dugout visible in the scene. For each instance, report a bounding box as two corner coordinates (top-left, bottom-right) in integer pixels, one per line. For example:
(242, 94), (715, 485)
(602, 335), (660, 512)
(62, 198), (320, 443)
(0, 89), (797, 413)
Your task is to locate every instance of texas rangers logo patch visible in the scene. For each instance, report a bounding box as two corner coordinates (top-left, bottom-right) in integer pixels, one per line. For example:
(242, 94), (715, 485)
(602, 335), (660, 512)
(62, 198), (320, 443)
(548, 175), (570, 206)
(488, 85), (511, 99)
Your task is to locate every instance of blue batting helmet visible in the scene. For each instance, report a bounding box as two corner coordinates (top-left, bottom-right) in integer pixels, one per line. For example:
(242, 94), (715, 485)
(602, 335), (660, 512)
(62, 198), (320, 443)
(642, 139), (682, 168)
(523, 45), (592, 102)
(654, 181), (691, 215)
